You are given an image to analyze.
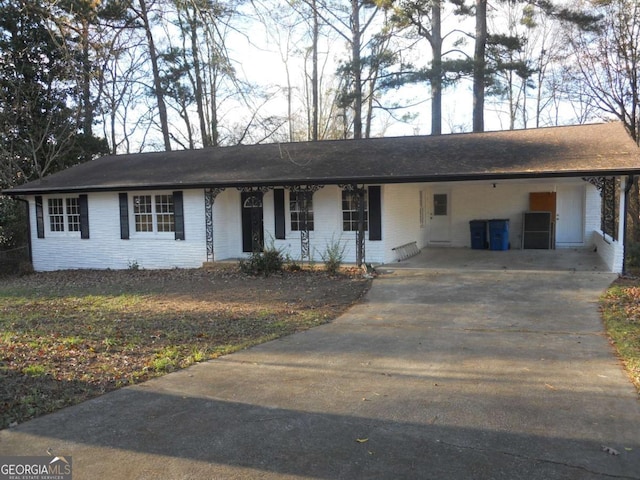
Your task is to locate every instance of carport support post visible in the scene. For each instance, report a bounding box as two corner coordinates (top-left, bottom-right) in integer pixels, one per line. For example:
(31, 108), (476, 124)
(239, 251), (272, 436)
(623, 174), (634, 275)
(356, 186), (366, 268)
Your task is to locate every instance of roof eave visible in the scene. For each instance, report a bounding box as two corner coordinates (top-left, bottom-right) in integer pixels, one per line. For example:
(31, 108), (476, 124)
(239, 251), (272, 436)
(4, 168), (638, 196)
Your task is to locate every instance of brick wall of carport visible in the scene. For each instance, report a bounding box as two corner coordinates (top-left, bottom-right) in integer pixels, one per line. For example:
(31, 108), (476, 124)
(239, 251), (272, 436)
(381, 178), (603, 262)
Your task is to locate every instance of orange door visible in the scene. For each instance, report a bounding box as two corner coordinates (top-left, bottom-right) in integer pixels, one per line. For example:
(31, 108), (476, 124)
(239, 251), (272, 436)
(529, 192), (556, 247)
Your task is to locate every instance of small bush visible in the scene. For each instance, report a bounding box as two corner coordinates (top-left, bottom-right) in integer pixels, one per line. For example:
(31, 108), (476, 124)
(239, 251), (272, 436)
(22, 365), (47, 377)
(239, 247), (284, 276)
(626, 242), (640, 268)
(285, 254), (302, 272)
(320, 236), (346, 275)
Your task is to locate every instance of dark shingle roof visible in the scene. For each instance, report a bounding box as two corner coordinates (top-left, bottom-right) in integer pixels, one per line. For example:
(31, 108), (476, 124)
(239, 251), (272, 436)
(5, 122), (640, 195)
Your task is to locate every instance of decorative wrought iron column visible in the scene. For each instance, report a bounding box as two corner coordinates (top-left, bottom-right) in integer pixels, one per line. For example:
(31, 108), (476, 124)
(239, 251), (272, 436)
(204, 188), (224, 261)
(341, 183), (366, 267)
(583, 176), (619, 240)
(289, 185), (323, 261)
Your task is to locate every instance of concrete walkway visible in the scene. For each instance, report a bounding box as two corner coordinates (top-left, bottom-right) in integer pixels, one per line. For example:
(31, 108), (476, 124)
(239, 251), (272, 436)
(2, 268), (640, 479)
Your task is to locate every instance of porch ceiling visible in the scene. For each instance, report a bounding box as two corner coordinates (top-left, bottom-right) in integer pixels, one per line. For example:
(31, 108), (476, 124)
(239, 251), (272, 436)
(5, 122), (640, 196)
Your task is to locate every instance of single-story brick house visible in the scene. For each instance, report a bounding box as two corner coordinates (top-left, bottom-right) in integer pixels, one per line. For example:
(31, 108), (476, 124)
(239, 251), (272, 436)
(4, 122), (640, 272)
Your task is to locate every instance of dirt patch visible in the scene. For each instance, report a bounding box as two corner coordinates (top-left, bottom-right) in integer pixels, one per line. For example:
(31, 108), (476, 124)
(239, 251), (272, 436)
(0, 266), (371, 429)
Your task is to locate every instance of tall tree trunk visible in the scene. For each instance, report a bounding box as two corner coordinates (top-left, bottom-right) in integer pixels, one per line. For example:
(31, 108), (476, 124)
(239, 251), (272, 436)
(351, 0), (362, 139)
(188, 12), (210, 148)
(473, 0), (487, 133)
(312, 0), (319, 141)
(80, 17), (93, 159)
(431, 0), (442, 136)
(137, 0), (171, 151)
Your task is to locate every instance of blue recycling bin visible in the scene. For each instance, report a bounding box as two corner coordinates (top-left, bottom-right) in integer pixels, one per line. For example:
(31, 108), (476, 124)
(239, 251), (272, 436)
(489, 219), (510, 251)
(469, 220), (488, 249)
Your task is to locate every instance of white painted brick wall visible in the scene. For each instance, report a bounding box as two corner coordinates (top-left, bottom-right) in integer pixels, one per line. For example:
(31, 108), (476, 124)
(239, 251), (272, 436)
(30, 190), (207, 271)
(266, 186), (384, 265)
(211, 189), (242, 259)
(383, 183), (421, 263)
(26, 178), (618, 271)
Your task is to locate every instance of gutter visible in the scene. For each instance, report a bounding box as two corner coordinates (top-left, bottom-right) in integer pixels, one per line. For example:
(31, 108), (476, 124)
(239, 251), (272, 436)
(5, 169), (640, 196)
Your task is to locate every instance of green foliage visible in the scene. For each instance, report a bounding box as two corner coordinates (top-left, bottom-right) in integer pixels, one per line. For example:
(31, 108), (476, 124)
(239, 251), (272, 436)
(0, 197), (27, 249)
(0, 197), (30, 276)
(239, 247), (285, 276)
(320, 236), (347, 276)
(151, 347), (180, 373)
(22, 365), (47, 377)
(0, 0), (108, 188)
(626, 242), (640, 268)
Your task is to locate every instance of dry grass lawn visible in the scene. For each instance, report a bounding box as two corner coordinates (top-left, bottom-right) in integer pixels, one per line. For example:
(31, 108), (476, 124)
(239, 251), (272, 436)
(0, 266), (370, 429)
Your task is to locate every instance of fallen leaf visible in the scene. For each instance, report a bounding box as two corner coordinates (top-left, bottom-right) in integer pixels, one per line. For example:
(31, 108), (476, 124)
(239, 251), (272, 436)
(602, 445), (620, 456)
(544, 383), (556, 390)
(356, 438), (369, 443)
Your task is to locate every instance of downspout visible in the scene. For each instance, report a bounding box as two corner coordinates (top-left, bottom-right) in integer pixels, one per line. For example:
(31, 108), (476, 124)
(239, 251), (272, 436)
(14, 196), (32, 265)
(622, 174), (634, 276)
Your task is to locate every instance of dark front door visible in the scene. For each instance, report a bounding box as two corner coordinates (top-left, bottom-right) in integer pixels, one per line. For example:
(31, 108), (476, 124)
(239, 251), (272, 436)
(241, 191), (264, 252)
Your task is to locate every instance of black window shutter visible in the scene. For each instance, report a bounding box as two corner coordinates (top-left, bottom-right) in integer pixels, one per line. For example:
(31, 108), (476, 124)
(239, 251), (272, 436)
(119, 193), (129, 240)
(173, 191), (185, 240)
(79, 194), (90, 239)
(35, 196), (45, 239)
(274, 188), (285, 239)
(368, 186), (382, 241)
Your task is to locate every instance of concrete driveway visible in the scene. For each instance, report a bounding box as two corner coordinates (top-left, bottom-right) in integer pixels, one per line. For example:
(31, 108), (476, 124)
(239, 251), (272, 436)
(2, 267), (640, 479)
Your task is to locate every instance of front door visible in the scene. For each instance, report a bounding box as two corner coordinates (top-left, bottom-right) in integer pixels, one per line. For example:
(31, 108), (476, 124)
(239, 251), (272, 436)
(556, 185), (584, 245)
(241, 191), (264, 253)
(428, 190), (451, 244)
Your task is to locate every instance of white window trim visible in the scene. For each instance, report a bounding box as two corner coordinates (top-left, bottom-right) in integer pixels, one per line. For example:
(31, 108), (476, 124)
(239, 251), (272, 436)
(289, 191), (315, 233)
(341, 188), (369, 233)
(130, 192), (176, 238)
(45, 195), (81, 237)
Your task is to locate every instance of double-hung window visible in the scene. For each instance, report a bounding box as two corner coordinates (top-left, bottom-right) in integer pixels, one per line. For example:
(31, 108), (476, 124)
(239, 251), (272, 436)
(66, 198), (80, 232)
(133, 194), (175, 233)
(290, 191), (314, 231)
(342, 189), (368, 232)
(47, 197), (80, 233)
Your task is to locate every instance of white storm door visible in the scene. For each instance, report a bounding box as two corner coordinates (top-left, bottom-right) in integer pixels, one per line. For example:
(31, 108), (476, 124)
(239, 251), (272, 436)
(556, 185), (585, 245)
(429, 190), (451, 244)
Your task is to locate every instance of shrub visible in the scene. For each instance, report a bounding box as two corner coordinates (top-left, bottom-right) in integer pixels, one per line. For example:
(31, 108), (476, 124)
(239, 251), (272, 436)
(626, 242), (640, 269)
(285, 254), (302, 272)
(239, 246), (284, 276)
(320, 236), (346, 275)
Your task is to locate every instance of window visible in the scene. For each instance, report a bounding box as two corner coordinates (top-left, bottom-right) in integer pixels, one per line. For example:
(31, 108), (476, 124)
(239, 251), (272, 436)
(48, 197), (81, 233)
(342, 189), (368, 232)
(66, 198), (80, 232)
(155, 195), (175, 232)
(133, 195), (153, 232)
(290, 191), (314, 231)
(433, 193), (448, 216)
(48, 198), (65, 232)
(133, 194), (174, 233)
